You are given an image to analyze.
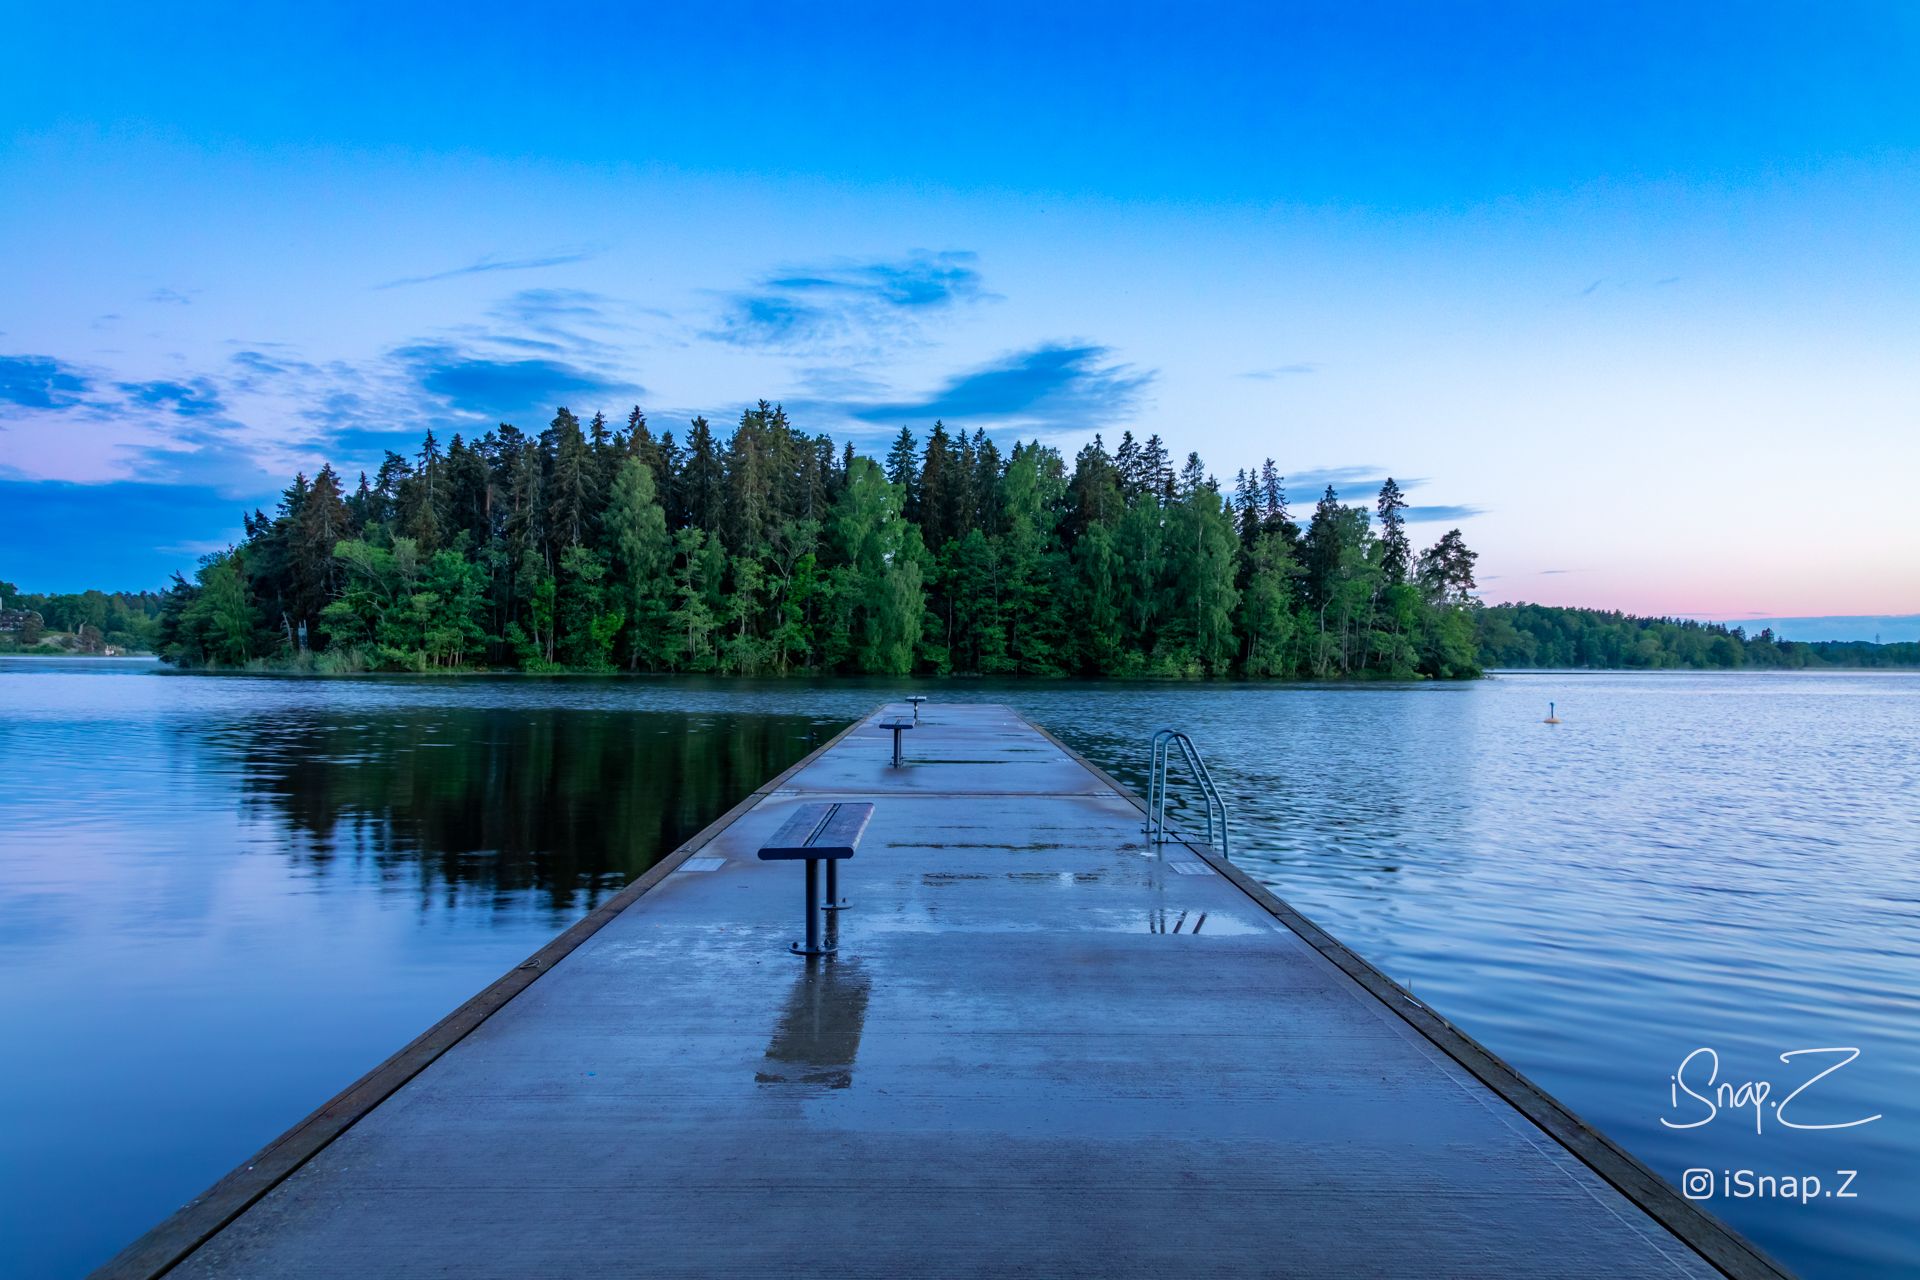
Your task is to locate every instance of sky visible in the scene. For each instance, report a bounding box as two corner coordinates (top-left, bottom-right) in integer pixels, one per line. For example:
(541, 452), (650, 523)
(2, 3), (1917, 633)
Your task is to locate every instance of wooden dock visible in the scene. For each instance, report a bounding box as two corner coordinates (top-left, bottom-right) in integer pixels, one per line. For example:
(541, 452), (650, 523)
(101, 703), (1787, 1279)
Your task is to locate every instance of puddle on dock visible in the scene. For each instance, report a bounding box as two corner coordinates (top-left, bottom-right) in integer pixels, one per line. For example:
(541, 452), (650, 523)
(755, 956), (871, 1090)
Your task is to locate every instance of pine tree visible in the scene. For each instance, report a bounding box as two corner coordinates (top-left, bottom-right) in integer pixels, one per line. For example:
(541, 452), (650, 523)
(919, 421), (955, 547)
(401, 431), (446, 551)
(1417, 528), (1478, 604)
(1178, 451), (1207, 498)
(682, 416), (724, 534)
(445, 435), (493, 546)
(952, 429), (980, 538)
(546, 408), (597, 551)
(655, 429), (684, 526)
(372, 450), (411, 526)
(1139, 434), (1172, 502)
(1233, 468), (1262, 548)
(972, 429), (1003, 533)
(885, 427), (921, 521)
(1113, 430), (1142, 499)
(587, 409), (615, 497)
(725, 404), (774, 554)
(293, 464), (351, 646)
(1259, 460), (1288, 530)
(1376, 477), (1411, 584)
(1066, 434), (1122, 537)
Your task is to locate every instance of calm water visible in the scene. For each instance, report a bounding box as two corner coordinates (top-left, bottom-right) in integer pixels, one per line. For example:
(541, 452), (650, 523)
(1, 661), (1914, 1277)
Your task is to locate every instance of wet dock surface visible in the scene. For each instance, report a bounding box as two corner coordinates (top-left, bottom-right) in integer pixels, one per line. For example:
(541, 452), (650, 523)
(127, 703), (1762, 1278)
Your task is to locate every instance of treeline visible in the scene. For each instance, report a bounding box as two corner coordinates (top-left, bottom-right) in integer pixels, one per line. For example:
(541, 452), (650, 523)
(156, 404), (1483, 678)
(1477, 604), (1920, 670)
(0, 580), (163, 654)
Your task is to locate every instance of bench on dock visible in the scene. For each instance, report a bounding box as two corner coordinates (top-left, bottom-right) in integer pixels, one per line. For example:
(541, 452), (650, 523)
(879, 718), (913, 766)
(757, 801), (874, 956)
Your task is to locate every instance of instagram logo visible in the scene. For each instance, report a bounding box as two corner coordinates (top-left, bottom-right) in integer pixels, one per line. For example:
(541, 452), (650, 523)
(1682, 1169), (1715, 1200)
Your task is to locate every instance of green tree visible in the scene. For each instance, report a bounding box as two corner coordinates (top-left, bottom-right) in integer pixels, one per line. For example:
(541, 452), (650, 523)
(186, 550), (258, 667)
(547, 408), (597, 551)
(604, 457), (672, 669)
(1239, 531), (1300, 676)
(885, 426), (921, 522)
(1375, 477), (1410, 584)
(668, 527), (724, 670)
(556, 544), (620, 670)
(830, 457), (925, 674)
(682, 416), (724, 534)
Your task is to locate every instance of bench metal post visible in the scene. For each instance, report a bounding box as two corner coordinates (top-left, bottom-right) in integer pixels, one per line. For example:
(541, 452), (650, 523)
(799, 858), (824, 956)
(822, 855), (847, 912)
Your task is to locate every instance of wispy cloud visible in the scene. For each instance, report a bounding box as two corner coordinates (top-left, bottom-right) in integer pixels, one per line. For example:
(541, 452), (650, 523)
(375, 248), (601, 290)
(5, 284), (651, 491)
(1268, 468), (1480, 522)
(0, 354), (92, 410)
(1241, 362), (1319, 378)
(392, 343), (640, 423)
(480, 287), (640, 357)
(847, 343), (1152, 429)
(711, 250), (988, 353)
(1287, 465), (1427, 497)
(1405, 503), (1485, 523)
(147, 287), (196, 305)
(1575, 276), (1680, 298)
(118, 378), (226, 419)
(158, 537), (237, 557)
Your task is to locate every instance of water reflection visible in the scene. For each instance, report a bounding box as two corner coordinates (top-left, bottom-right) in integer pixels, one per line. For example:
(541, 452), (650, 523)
(756, 955), (872, 1090)
(195, 708), (835, 913)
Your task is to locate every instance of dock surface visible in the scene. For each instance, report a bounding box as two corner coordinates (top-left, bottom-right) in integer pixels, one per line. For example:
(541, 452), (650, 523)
(116, 703), (1774, 1278)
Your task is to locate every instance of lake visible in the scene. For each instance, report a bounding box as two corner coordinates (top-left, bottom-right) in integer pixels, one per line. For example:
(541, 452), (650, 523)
(1, 659), (1913, 1277)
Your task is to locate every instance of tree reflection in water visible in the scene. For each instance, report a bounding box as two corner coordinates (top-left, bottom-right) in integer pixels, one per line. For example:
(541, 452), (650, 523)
(194, 708), (841, 916)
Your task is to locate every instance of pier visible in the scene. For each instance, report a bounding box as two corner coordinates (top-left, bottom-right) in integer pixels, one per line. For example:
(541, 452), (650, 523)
(101, 703), (1785, 1279)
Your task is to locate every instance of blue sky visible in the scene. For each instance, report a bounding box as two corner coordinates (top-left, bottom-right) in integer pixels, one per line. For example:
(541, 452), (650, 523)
(2, 3), (1917, 628)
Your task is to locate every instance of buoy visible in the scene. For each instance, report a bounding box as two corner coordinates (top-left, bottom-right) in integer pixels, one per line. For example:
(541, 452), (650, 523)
(1544, 701), (1561, 725)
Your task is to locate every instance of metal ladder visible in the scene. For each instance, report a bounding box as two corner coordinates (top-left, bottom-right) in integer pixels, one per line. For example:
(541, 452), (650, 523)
(1144, 729), (1230, 861)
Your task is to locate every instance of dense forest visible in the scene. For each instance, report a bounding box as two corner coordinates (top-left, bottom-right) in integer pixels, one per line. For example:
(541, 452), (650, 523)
(149, 405), (1485, 678)
(1476, 604), (1920, 670)
(0, 581), (163, 654)
(9, 409), (1909, 677)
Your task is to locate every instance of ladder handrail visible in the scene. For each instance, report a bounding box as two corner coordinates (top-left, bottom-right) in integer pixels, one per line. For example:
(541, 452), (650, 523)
(1144, 728), (1230, 861)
